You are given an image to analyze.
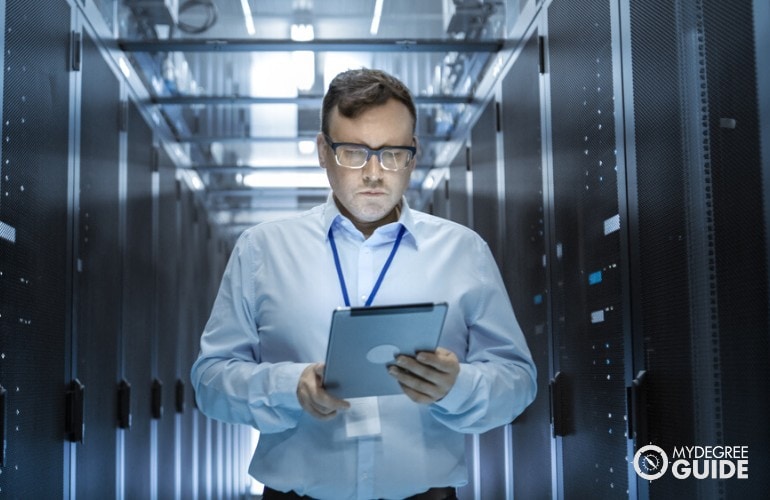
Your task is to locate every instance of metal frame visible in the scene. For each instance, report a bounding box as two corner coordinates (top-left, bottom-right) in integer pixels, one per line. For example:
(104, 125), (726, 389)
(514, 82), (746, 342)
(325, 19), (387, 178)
(118, 38), (503, 54)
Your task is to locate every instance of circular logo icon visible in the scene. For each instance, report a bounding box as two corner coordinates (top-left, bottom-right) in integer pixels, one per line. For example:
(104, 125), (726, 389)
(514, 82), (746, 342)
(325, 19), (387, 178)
(634, 444), (669, 480)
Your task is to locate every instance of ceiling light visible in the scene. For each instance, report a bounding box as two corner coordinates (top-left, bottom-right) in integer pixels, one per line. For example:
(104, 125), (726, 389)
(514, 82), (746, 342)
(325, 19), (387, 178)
(240, 0), (256, 35)
(243, 170), (329, 189)
(118, 56), (132, 79)
(298, 140), (316, 155)
(370, 0), (384, 35)
(292, 51), (316, 91)
(182, 169), (205, 191)
(291, 23), (315, 42)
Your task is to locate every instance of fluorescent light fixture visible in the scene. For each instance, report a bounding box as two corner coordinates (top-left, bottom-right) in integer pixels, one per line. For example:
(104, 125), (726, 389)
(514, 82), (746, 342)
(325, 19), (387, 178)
(182, 169), (205, 191)
(118, 56), (132, 79)
(243, 170), (329, 189)
(292, 51), (316, 91)
(241, 0), (256, 35)
(370, 0), (384, 35)
(298, 140), (316, 155)
(291, 23), (315, 41)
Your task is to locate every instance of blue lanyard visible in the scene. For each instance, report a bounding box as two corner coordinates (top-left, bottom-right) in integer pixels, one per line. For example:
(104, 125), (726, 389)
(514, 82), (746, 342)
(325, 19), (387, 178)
(328, 224), (406, 307)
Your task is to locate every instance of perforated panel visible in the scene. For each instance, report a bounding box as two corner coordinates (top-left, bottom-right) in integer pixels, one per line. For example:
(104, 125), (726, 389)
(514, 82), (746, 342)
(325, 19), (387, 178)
(179, 184), (199, 499)
(630, 0), (769, 497)
(75, 31), (122, 499)
(123, 99), (155, 498)
(447, 145), (470, 226)
(628, 1), (702, 497)
(547, 0), (627, 496)
(0, 0), (71, 496)
(430, 178), (449, 219)
(501, 31), (552, 499)
(699, 5), (770, 496)
(156, 148), (180, 500)
(471, 99), (500, 263)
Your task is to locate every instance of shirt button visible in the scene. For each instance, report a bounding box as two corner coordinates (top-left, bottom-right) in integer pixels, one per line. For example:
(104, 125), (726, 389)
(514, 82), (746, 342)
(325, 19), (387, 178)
(361, 295), (367, 301)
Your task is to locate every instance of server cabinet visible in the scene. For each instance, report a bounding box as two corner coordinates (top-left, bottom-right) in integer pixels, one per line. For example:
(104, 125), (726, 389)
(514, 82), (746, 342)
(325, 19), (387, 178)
(501, 27), (553, 500)
(123, 99), (156, 498)
(447, 143), (470, 226)
(74, 29), (123, 499)
(430, 177), (450, 220)
(471, 99), (502, 264)
(157, 148), (181, 500)
(0, 0), (72, 496)
(469, 99), (509, 498)
(179, 184), (199, 498)
(546, 0), (629, 497)
(626, 0), (769, 497)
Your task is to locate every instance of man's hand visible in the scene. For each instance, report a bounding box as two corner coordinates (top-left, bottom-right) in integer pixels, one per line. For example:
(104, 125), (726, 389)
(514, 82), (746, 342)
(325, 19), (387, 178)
(297, 363), (350, 420)
(387, 347), (460, 404)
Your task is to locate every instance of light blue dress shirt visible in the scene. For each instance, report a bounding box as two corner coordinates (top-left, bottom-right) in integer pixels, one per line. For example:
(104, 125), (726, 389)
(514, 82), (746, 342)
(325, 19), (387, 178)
(191, 197), (537, 500)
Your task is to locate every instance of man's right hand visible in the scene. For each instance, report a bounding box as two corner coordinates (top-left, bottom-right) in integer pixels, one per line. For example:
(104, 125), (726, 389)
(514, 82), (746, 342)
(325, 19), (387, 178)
(297, 363), (350, 420)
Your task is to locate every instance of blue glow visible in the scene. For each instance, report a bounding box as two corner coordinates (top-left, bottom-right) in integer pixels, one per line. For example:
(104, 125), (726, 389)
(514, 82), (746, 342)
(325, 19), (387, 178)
(533, 294), (543, 305)
(589, 270), (603, 285)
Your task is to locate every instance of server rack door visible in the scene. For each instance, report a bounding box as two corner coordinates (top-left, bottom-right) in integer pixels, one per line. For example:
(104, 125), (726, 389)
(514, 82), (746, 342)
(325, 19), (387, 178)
(546, 0), (629, 497)
(469, 98), (508, 498)
(197, 217), (216, 497)
(430, 178), (450, 219)
(123, 100), (156, 499)
(156, 150), (180, 500)
(471, 99), (501, 264)
(500, 27), (553, 499)
(627, 0), (769, 497)
(75, 30), (122, 499)
(702, 1), (770, 494)
(0, 0), (71, 496)
(179, 185), (199, 499)
(447, 144), (470, 226)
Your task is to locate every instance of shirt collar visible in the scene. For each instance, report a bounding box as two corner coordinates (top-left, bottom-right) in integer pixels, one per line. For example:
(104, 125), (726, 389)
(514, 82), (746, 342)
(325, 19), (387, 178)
(322, 193), (418, 248)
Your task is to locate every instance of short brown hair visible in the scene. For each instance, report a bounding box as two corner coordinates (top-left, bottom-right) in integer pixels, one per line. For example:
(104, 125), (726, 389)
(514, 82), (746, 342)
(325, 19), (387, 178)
(320, 68), (417, 136)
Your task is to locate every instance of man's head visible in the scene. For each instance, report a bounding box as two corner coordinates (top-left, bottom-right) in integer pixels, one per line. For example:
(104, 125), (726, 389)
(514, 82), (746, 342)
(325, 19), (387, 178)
(317, 69), (418, 236)
(320, 68), (417, 137)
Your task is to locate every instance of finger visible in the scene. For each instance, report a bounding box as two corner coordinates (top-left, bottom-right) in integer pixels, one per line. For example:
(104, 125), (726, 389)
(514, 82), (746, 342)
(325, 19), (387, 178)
(393, 355), (436, 381)
(415, 348), (458, 373)
(397, 382), (436, 404)
(388, 365), (443, 401)
(298, 364), (350, 419)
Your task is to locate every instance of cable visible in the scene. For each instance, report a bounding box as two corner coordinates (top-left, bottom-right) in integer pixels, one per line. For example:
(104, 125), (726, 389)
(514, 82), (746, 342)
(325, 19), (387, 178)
(176, 0), (219, 35)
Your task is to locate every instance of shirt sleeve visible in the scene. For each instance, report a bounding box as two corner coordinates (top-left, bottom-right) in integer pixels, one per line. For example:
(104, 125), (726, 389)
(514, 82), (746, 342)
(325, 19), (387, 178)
(190, 231), (308, 434)
(429, 237), (538, 433)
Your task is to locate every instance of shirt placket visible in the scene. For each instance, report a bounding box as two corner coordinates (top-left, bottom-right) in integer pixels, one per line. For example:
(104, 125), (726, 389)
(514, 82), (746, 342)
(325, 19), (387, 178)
(356, 241), (376, 306)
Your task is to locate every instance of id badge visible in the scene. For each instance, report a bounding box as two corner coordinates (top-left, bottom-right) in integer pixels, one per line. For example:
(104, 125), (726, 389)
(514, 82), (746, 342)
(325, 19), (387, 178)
(344, 396), (381, 438)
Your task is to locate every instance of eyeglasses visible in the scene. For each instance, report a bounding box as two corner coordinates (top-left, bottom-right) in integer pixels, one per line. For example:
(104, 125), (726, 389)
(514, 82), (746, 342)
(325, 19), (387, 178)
(324, 135), (416, 172)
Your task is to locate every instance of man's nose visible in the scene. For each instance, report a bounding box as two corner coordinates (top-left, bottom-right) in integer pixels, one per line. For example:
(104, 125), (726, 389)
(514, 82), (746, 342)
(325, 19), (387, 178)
(362, 153), (383, 180)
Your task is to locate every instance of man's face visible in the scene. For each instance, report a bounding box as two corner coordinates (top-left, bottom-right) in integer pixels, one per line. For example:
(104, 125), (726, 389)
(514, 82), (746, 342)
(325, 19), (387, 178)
(317, 98), (415, 228)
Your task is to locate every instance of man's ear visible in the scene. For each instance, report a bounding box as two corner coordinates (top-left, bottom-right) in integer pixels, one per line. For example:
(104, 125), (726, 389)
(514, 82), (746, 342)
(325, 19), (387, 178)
(317, 133), (328, 169)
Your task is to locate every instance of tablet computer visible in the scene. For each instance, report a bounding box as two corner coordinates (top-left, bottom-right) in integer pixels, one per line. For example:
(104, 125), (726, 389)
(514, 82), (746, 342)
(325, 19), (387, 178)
(322, 302), (448, 399)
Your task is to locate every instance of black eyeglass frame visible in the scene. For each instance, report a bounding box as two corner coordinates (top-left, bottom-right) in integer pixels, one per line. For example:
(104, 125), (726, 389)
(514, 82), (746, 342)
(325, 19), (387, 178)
(323, 135), (417, 171)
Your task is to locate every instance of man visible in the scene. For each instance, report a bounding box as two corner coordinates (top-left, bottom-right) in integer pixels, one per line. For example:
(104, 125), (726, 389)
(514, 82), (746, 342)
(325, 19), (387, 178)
(191, 68), (536, 500)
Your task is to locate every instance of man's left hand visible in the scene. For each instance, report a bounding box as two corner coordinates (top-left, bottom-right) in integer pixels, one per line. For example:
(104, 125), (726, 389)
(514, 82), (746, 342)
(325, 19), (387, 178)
(388, 347), (460, 404)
